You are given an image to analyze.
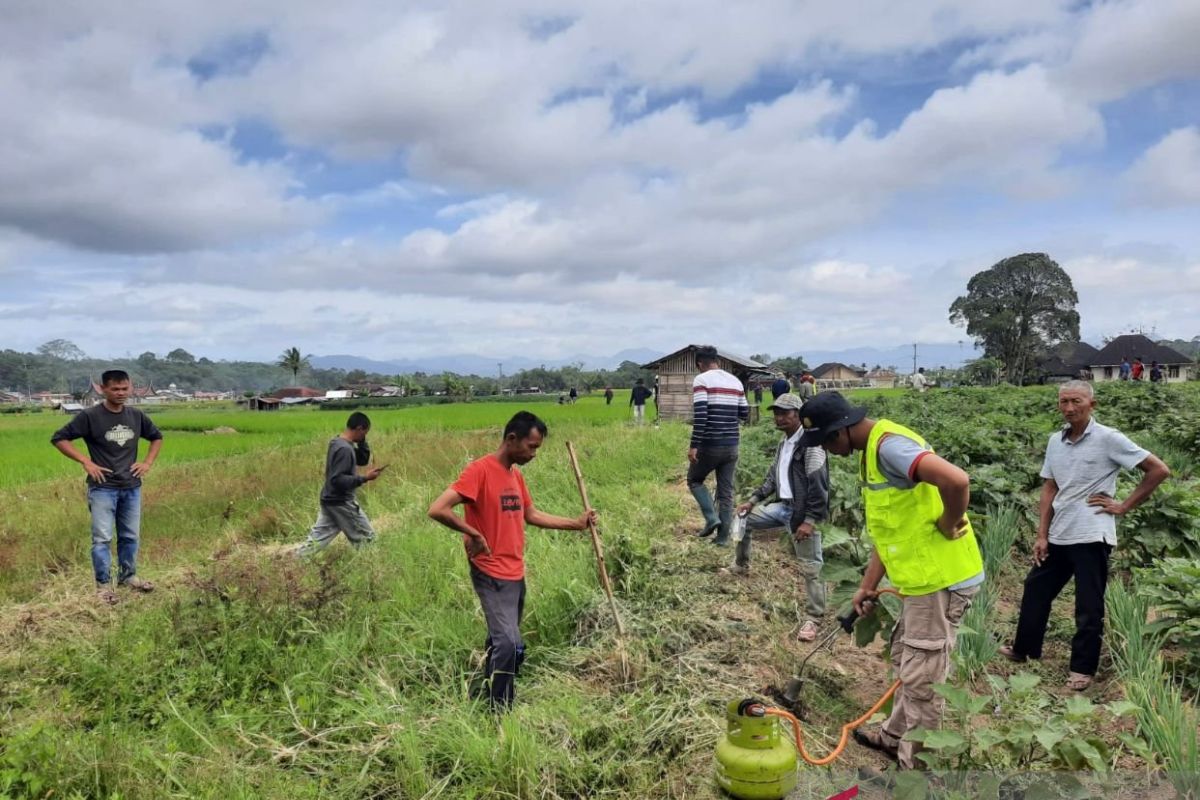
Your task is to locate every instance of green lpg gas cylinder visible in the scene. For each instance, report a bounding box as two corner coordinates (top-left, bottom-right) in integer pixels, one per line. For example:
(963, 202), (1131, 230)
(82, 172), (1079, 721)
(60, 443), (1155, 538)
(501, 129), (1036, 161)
(715, 699), (798, 799)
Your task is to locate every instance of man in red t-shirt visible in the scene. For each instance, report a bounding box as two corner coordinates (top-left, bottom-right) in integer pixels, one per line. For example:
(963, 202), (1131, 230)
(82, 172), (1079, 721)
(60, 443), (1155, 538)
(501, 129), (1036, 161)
(428, 411), (596, 708)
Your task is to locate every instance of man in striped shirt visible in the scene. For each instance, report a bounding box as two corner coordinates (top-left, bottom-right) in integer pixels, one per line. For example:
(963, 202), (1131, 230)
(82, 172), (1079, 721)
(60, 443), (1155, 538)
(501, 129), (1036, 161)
(688, 346), (750, 546)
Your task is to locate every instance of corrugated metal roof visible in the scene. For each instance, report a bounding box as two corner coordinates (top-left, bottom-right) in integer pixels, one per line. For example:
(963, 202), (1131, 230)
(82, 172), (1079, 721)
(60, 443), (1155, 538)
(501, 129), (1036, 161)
(640, 344), (772, 372)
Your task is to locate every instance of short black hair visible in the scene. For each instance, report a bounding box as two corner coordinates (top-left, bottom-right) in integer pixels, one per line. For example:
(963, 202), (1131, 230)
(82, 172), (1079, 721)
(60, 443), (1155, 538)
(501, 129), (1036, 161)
(635, 378), (644, 385)
(695, 345), (718, 364)
(346, 412), (371, 430)
(101, 370), (130, 385)
(504, 411), (547, 440)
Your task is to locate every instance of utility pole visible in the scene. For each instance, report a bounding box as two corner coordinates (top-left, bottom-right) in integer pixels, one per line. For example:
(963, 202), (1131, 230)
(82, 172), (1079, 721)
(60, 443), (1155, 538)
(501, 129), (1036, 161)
(497, 362), (503, 394)
(912, 343), (918, 375)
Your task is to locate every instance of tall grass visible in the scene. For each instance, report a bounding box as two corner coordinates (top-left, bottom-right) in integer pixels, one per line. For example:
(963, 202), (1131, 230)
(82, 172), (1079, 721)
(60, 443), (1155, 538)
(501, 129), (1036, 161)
(1107, 580), (1200, 797)
(954, 503), (1023, 681)
(0, 416), (719, 798)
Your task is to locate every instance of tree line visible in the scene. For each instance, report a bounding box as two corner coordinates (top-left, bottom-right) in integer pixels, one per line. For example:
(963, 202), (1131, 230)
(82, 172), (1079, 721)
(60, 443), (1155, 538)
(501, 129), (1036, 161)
(0, 343), (659, 398)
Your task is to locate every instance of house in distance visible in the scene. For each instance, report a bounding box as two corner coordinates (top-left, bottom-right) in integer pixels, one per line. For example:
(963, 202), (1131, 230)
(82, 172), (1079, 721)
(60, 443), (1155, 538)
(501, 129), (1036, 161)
(641, 345), (776, 422)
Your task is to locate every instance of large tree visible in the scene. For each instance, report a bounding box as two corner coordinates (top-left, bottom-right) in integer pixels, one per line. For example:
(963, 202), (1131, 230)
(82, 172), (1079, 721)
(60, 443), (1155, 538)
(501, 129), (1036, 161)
(166, 347), (195, 364)
(37, 338), (85, 361)
(276, 347), (311, 386)
(949, 253), (1080, 385)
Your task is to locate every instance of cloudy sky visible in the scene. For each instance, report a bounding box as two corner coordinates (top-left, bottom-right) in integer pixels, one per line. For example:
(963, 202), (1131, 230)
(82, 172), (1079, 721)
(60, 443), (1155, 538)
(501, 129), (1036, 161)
(2, 0), (1199, 364)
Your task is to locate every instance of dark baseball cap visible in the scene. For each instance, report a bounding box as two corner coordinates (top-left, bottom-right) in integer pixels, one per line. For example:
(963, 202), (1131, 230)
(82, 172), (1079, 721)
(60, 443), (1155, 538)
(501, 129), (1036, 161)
(797, 391), (868, 447)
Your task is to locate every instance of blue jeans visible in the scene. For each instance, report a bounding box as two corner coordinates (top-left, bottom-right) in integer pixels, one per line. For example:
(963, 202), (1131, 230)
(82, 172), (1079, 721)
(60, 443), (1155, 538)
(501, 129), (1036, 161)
(88, 486), (141, 585)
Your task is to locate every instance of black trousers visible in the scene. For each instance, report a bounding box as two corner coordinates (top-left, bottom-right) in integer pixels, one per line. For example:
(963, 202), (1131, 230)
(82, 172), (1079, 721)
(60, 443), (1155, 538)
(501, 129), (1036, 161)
(470, 565), (527, 708)
(1012, 541), (1112, 675)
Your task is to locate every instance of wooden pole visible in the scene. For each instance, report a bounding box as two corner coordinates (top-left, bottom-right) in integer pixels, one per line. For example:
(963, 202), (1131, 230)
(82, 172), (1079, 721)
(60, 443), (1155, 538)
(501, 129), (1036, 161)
(565, 441), (626, 637)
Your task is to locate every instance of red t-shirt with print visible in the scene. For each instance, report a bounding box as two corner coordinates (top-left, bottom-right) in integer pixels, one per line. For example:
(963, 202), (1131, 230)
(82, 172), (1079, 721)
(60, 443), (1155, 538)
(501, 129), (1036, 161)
(451, 454), (534, 580)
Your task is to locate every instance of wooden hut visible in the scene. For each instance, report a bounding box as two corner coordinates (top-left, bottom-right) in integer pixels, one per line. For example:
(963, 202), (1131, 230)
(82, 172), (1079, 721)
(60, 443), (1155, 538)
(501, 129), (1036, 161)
(641, 345), (775, 422)
(811, 362), (867, 390)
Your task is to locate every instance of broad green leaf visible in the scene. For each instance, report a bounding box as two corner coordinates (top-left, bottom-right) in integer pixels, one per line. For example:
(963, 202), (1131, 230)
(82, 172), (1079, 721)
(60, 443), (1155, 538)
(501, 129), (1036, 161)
(933, 683), (972, 710)
(820, 525), (852, 550)
(918, 729), (967, 750)
(1072, 737), (1109, 771)
(1007, 672), (1041, 692)
(1034, 727), (1066, 753)
(892, 770), (929, 800)
(1056, 740), (1086, 770)
(1063, 694), (1094, 720)
(1105, 699), (1139, 718)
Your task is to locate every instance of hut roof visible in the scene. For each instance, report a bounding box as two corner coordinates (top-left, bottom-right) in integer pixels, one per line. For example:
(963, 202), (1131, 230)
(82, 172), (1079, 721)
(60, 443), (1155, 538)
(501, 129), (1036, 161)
(811, 362), (868, 378)
(1038, 341), (1101, 376)
(640, 345), (774, 375)
(269, 386), (325, 399)
(1092, 335), (1191, 366)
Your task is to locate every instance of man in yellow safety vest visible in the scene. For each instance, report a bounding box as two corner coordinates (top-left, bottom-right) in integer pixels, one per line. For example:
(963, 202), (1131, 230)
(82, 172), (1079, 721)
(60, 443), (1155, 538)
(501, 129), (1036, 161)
(798, 391), (984, 770)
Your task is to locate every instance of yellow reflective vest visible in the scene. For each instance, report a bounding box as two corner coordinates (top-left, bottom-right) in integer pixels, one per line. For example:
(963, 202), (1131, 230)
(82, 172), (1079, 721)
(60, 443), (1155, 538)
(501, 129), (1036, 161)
(860, 419), (983, 596)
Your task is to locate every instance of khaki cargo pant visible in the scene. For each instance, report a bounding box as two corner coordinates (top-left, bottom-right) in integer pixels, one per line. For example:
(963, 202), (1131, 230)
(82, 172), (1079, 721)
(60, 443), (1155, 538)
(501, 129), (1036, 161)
(878, 585), (979, 769)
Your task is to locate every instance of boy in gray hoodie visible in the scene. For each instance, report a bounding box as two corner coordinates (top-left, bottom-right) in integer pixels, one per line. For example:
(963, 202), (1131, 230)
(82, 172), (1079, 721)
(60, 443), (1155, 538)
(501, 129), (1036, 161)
(297, 412), (386, 554)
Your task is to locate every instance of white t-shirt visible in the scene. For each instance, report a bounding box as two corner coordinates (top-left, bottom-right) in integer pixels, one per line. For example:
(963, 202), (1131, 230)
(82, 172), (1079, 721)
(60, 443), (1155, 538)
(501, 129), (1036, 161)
(777, 429), (802, 500)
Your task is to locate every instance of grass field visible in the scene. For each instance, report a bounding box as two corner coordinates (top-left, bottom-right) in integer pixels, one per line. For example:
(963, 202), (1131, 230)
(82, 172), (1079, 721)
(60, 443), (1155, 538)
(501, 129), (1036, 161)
(1, 385), (1198, 798)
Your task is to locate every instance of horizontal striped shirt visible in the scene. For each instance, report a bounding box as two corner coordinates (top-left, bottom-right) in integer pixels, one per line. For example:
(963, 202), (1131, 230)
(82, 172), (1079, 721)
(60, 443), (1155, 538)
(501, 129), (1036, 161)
(691, 369), (749, 448)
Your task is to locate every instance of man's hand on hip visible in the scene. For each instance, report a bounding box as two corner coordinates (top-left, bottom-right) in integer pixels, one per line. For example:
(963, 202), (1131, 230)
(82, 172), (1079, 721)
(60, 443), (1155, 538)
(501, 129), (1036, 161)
(936, 513), (969, 540)
(83, 461), (111, 483)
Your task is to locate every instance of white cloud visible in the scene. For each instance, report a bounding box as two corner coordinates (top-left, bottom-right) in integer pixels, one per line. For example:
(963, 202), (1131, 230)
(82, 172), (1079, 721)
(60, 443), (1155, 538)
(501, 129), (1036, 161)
(1057, 0), (1200, 103)
(0, 0), (1197, 359)
(0, 14), (319, 253)
(1124, 128), (1200, 207)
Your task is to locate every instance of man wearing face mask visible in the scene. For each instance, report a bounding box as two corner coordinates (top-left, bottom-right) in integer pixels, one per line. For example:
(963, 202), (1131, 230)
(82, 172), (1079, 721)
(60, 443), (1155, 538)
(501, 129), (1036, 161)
(797, 391), (984, 770)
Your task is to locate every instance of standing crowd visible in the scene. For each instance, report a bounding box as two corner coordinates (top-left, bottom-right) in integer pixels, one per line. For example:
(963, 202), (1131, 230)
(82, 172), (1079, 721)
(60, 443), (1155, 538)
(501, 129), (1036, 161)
(52, 361), (1171, 764)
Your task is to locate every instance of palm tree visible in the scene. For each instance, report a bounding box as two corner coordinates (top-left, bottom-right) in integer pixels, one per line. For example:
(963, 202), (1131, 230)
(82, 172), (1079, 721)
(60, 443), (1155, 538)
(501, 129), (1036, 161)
(277, 347), (310, 386)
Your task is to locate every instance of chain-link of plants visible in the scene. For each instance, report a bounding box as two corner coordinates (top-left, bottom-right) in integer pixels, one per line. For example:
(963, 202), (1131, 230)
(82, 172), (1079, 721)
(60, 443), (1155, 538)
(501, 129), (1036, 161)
(1114, 472), (1200, 568)
(1134, 559), (1200, 689)
(954, 503), (1023, 682)
(1105, 580), (1200, 799)
(906, 673), (1142, 775)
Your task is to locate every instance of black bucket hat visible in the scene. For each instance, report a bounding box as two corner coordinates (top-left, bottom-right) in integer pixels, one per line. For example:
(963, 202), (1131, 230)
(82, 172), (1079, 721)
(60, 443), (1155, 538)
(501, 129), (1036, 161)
(797, 391), (868, 447)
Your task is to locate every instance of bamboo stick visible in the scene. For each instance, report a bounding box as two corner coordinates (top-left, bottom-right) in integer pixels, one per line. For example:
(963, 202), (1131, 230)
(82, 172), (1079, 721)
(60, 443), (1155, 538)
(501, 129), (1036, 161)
(565, 441), (626, 637)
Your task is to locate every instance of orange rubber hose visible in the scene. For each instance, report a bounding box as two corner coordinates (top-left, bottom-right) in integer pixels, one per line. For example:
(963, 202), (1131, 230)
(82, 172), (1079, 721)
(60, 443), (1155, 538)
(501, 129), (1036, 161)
(763, 586), (905, 766)
(765, 679), (900, 766)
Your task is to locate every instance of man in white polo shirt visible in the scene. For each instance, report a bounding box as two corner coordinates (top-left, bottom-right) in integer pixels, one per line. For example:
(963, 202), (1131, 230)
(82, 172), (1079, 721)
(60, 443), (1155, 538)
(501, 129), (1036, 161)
(1000, 380), (1169, 690)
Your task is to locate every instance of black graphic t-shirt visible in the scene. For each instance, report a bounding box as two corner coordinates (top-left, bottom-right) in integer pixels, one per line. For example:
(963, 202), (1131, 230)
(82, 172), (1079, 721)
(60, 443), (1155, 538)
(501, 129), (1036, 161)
(51, 404), (163, 488)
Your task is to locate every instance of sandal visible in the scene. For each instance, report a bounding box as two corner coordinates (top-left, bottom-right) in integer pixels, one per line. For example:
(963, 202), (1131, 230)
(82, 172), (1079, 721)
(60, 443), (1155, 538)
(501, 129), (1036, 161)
(1066, 672), (1093, 691)
(96, 586), (120, 606)
(852, 728), (898, 762)
(121, 576), (155, 593)
(998, 645), (1028, 663)
(796, 620), (819, 642)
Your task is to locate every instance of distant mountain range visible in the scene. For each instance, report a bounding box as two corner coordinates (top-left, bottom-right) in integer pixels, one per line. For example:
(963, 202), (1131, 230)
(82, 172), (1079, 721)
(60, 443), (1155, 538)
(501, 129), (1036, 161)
(313, 342), (983, 375)
(310, 348), (663, 376)
(796, 343), (984, 372)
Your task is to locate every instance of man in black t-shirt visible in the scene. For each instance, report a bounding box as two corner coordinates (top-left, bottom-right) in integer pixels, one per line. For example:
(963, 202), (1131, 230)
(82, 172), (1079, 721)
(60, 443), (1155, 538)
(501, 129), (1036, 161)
(51, 370), (164, 605)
